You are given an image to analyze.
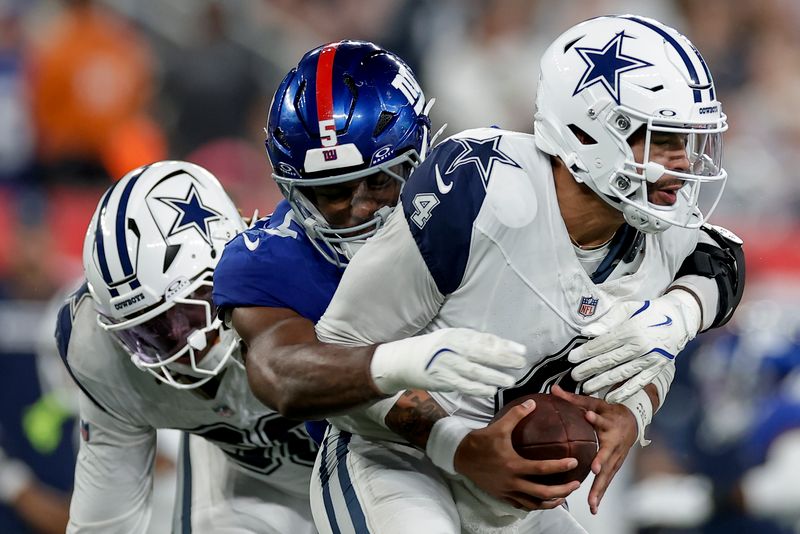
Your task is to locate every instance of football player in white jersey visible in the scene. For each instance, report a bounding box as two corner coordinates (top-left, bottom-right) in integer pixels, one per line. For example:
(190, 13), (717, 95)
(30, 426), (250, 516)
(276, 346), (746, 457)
(59, 161), (321, 533)
(312, 16), (744, 533)
(213, 40), (529, 424)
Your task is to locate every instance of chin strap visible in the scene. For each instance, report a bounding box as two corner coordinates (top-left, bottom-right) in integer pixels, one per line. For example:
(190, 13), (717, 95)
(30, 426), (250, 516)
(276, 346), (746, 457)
(622, 203), (670, 234)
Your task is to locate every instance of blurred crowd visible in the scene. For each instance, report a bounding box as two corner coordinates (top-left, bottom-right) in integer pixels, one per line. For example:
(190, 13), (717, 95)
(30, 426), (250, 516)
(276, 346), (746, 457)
(0, 0), (798, 532)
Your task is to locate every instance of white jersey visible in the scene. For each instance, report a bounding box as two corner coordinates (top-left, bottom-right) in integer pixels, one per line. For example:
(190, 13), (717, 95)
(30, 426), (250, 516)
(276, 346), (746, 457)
(318, 127), (698, 427)
(57, 284), (317, 533)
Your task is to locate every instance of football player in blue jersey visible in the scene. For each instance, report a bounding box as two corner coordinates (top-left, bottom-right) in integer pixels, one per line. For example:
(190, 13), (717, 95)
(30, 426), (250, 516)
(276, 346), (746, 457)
(60, 161), (321, 533)
(213, 40), (530, 424)
(312, 16), (745, 533)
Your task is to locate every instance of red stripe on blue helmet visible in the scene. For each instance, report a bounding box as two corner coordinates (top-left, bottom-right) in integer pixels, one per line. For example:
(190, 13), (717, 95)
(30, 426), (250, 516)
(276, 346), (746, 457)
(315, 43), (339, 130)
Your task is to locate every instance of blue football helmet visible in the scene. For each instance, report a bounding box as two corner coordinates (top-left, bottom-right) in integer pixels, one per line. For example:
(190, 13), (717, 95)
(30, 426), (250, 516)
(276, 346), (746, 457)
(266, 40), (433, 265)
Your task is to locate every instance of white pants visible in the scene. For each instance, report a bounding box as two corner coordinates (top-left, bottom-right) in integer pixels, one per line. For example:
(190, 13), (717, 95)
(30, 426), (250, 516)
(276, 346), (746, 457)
(310, 426), (587, 534)
(173, 433), (317, 534)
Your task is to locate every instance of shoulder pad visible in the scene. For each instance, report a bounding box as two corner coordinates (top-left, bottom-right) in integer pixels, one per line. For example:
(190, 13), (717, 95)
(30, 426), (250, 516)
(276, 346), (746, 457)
(401, 134), (520, 294)
(702, 223), (743, 246)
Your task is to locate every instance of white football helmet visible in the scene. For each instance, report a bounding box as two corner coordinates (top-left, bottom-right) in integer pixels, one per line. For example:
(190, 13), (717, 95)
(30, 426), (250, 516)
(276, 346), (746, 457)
(83, 161), (246, 389)
(534, 15), (728, 233)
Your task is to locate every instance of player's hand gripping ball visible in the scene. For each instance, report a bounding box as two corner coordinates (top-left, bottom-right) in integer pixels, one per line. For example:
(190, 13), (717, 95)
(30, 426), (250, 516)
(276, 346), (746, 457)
(494, 393), (598, 485)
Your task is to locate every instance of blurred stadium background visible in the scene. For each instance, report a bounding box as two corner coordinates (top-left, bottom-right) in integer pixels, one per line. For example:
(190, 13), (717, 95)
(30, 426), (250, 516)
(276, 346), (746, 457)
(0, 0), (798, 532)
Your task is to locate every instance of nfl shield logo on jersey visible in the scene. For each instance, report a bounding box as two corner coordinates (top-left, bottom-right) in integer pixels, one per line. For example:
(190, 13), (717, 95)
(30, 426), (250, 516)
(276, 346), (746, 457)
(578, 296), (598, 318)
(80, 420), (90, 441)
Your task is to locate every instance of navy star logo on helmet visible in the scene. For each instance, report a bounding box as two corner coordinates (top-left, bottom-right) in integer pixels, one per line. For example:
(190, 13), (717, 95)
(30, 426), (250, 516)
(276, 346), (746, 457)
(572, 31), (653, 105)
(445, 136), (521, 188)
(158, 183), (223, 245)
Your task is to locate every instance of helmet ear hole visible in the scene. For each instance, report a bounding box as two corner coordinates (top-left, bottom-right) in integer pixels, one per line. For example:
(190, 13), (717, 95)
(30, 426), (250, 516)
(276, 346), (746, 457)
(273, 127), (290, 150)
(567, 124), (597, 145)
(373, 111), (396, 137)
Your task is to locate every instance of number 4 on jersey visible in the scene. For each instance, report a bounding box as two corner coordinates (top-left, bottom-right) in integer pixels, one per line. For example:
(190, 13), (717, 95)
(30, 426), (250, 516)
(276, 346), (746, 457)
(410, 193), (440, 229)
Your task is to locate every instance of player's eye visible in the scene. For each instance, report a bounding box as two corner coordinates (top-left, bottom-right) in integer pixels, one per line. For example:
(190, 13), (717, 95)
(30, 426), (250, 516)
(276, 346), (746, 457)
(651, 132), (687, 148)
(313, 184), (357, 203)
(365, 173), (392, 188)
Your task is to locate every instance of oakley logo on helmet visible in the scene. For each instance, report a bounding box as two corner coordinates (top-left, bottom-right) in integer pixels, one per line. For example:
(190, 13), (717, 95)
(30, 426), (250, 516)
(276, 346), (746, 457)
(165, 277), (190, 299)
(370, 145), (394, 166)
(573, 31), (653, 105)
(277, 162), (300, 178)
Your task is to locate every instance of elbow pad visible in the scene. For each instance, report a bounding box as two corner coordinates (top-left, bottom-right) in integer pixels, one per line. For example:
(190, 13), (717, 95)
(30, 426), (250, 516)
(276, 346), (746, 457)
(676, 224), (745, 330)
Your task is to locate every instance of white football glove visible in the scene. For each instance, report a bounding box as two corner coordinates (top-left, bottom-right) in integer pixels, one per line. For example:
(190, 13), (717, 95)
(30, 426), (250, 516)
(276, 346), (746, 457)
(569, 290), (701, 403)
(370, 328), (527, 397)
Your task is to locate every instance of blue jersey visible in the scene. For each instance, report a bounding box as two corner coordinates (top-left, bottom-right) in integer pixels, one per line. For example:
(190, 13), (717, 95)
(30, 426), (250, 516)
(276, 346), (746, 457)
(214, 200), (344, 322)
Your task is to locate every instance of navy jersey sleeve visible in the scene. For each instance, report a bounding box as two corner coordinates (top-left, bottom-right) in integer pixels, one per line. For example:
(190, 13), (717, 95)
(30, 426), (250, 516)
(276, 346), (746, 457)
(401, 134), (519, 294)
(55, 282), (113, 415)
(213, 214), (344, 323)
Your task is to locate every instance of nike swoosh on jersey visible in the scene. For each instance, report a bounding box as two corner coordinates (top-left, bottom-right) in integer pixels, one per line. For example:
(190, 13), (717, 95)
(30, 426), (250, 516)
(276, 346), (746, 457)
(243, 233), (260, 251)
(434, 164), (453, 194)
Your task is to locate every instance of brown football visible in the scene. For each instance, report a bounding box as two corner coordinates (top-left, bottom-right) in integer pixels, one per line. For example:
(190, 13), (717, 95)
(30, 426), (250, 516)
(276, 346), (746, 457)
(494, 393), (598, 485)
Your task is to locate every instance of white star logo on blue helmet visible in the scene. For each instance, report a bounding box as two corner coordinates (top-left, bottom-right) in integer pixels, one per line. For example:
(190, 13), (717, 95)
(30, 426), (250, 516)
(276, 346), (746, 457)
(158, 183), (223, 245)
(572, 31), (653, 105)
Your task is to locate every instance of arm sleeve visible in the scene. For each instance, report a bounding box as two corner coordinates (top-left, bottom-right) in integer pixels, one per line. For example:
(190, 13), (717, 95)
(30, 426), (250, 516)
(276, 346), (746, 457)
(315, 206), (444, 345)
(668, 230), (722, 331)
(67, 393), (156, 534)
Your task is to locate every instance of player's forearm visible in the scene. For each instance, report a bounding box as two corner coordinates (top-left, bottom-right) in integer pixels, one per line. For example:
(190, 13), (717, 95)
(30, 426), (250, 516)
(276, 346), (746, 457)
(245, 341), (384, 420)
(644, 382), (660, 411)
(14, 483), (70, 534)
(383, 389), (448, 449)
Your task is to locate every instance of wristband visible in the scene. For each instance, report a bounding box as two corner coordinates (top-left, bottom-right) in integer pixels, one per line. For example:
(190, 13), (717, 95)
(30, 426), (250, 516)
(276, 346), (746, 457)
(619, 389), (653, 447)
(426, 416), (472, 475)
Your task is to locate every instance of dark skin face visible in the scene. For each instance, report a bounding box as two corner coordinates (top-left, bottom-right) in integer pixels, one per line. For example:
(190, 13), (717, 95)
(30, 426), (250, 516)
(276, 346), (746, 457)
(230, 164), (409, 418)
(301, 169), (403, 233)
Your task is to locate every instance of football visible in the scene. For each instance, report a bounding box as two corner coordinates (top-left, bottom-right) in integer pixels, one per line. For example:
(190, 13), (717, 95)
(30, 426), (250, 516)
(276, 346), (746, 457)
(495, 393), (598, 485)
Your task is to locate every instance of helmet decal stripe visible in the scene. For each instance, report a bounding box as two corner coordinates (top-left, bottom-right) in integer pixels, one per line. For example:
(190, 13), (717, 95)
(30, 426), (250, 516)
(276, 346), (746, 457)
(689, 43), (715, 100)
(619, 15), (706, 103)
(115, 167), (147, 278)
(93, 186), (119, 294)
(315, 43), (339, 129)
